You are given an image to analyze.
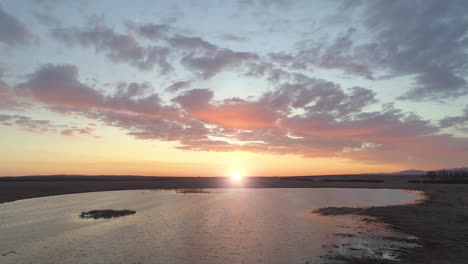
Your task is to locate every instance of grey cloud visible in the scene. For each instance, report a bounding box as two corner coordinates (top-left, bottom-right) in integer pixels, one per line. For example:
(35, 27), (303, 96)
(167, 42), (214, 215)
(166, 81), (191, 92)
(18, 64), (175, 116)
(0, 8), (33, 46)
(18, 64), (105, 108)
(167, 34), (218, 52)
(243, 61), (292, 84)
(289, 0), (468, 100)
(260, 75), (378, 117)
(181, 49), (258, 79)
(284, 28), (374, 79)
(34, 12), (60, 27)
(114, 82), (151, 98)
(361, 0), (468, 100)
(439, 105), (468, 129)
(282, 103), (438, 142)
(399, 67), (468, 100)
(51, 20), (258, 78)
(238, 0), (293, 9)
(51, 24), (172, 72)
(0, 73), (28, 110)
(220, 34), (247, 42)
(0, 114), (96, 136)
(90, 111), (209, 142)
(172, 89), (214, 110)
(125, 21), (169, 40)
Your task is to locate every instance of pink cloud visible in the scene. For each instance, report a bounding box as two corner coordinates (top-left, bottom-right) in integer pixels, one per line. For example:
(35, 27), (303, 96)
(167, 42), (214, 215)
(174, 89), (280, 129)
(4, 63), (468, 168)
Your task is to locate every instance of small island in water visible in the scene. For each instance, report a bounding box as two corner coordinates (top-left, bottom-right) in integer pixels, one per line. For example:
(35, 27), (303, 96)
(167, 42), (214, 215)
(80, 209), (136, 219)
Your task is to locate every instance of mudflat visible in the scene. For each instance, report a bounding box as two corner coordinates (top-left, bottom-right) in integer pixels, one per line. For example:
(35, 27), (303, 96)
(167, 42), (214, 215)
(1, 174), (467, 263)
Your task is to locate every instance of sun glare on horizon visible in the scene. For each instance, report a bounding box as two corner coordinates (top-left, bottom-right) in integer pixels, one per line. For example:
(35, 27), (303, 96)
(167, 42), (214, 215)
(231, 171), (242, 182)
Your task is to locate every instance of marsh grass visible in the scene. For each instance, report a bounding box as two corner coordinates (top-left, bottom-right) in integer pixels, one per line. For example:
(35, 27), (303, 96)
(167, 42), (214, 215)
(149, 188), (211, 194)
(312, 206), (368, 216)
(175, 188), (210, 194)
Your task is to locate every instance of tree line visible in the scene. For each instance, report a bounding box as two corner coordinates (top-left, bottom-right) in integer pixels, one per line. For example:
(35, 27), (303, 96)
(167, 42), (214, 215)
(426, 170), (468, 177)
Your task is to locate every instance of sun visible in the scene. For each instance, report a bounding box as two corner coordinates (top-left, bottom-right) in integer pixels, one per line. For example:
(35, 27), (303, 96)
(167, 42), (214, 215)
(231, 171), (242, 181)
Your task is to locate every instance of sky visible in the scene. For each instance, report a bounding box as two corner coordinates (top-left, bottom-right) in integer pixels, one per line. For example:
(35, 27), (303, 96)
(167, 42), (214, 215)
(1, 0), (468, 176)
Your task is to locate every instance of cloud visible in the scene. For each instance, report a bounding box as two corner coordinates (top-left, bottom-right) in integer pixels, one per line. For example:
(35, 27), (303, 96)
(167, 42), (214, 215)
(166, 80), (191, 92)
(173, 88), (280, 129)
(193, 102), (280, 130)
(51, 23), (172, 72)
(60, 126), (95, 136)
(4, 57), (468, 167)
(17, 64), (176, 117)
(282, 105), (437, 143)
(219, 34), (247, 42)
(285, 0), (468, 100)
(398, 67), (468, 100)
(167, 35), (218, 51)
(170, 76), (378, 131)
(2, 114), (52, 132)
(0, 7), (33, 46)
(18, 64), (105, 108)
(257, 74), (378, 118)
(50, 20), (259, 79)
(275, 27), (374, 79)
(114, 81), (151, 98)
(340, 133), (468, 168)
(360, 0), (468, 99)
(0, 114), (96, 137)
(238, 0), (293, 9)
(167, 34), (258, 79)
(34, 11), (60, 27)
(172, 88), (213, 110)
(181, 49), (258, 79)
(88, 110), (209, 142)
(125, 20), (169, 40)
(32, 0), (61, 9)
(11, 64), (373, 156)
(0, 72), (28, 110)
(439, 105), (468, 130)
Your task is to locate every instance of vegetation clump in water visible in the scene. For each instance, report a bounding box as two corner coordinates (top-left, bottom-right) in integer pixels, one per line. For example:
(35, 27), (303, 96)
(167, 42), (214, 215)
(175, 188), (210, 194)
(80, 209), (136, 219)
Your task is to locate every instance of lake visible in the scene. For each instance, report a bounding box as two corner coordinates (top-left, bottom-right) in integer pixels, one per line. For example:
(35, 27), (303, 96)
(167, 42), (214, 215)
(0, 188), (422, 264)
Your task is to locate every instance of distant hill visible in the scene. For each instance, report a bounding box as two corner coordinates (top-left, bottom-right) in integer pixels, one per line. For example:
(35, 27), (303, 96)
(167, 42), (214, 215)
(388, 167), (468, 176)
(390, 170), (427, 175)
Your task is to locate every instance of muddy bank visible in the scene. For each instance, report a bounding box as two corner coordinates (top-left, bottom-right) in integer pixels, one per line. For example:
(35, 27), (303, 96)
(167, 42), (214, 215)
(314, 186), (468, 263)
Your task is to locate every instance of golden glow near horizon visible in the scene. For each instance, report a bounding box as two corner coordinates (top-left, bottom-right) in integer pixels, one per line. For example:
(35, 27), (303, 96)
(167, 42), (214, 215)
(0, 125), (406, 177)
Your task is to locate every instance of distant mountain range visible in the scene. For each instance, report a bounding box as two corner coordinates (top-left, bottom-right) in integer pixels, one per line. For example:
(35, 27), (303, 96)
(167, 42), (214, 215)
(390, 167), (468, 175)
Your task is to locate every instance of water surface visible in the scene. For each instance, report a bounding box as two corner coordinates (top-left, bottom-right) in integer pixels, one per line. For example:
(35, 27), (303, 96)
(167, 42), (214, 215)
(0, 188), (421, 264)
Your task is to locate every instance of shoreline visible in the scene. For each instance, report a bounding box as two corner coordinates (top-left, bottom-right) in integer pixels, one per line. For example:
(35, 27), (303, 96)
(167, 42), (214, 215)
(1, 175), (467, 263)
(314, 187), (468, 263)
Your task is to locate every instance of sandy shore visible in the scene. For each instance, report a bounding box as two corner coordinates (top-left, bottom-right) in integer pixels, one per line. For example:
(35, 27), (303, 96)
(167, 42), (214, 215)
(1, 174), (467, 263)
